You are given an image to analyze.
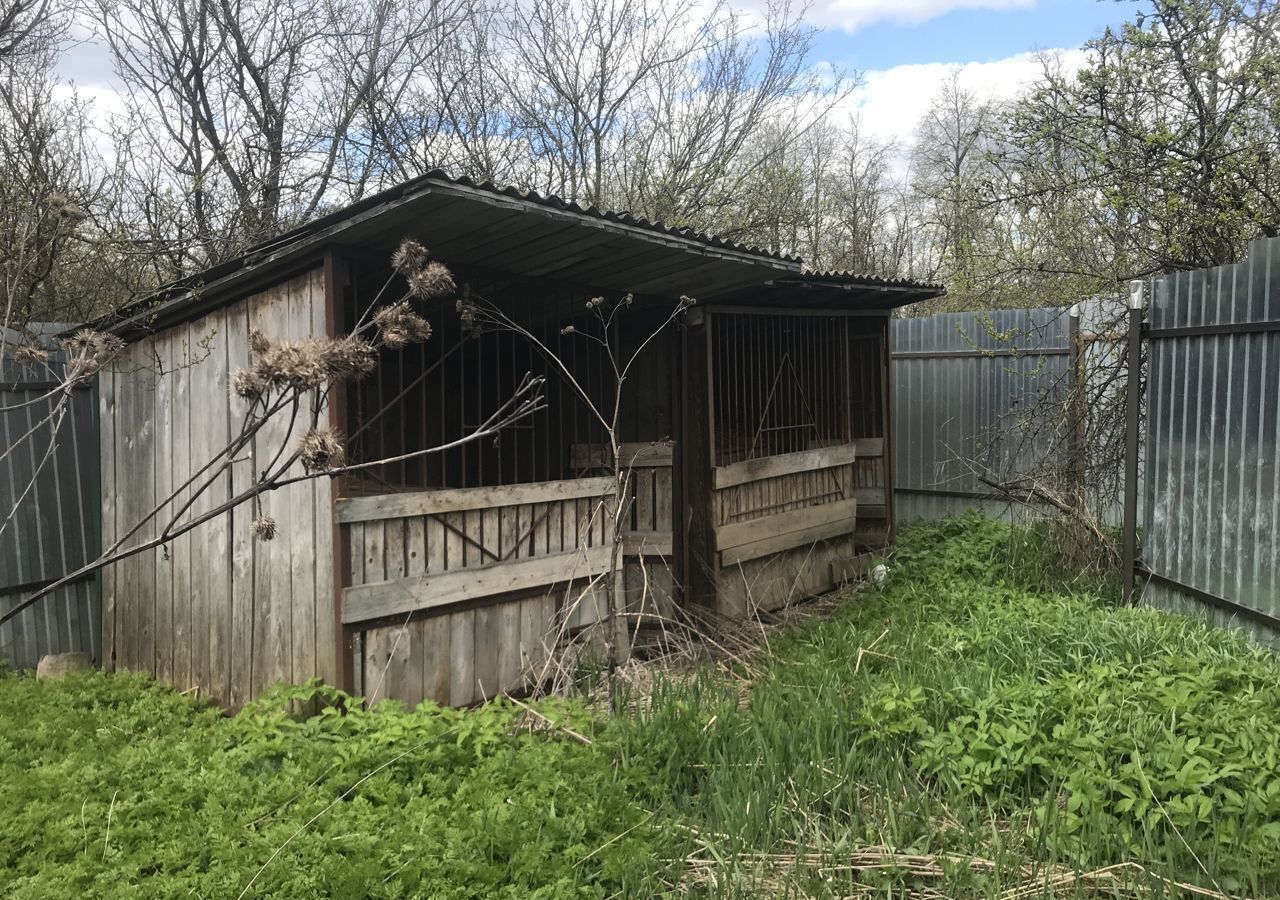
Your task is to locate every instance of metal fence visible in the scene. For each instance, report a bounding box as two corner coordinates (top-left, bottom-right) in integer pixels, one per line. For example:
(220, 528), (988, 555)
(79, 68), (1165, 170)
(891, 300), (1131, 525)
(890, 308), (1072, 522)
(1140, 236), (1280, 647)
(0, 327), (101, 668)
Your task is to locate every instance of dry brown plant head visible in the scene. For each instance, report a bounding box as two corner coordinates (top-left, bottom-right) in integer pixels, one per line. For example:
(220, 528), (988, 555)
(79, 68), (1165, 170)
(391, 238), (430, 276)
(372, 301), (433, 349)
(61, 330), (125, 378)
(13, 344), (50, 367)
(322, 336), (377, 381)
(297, 426), (346, 472)
(407, 262), (455, 300)
(231, 368), (268, 400)
(250, 515), (277, 541)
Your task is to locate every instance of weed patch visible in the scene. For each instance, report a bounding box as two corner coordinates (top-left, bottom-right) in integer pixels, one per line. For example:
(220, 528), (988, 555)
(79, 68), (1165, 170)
(4, 513), (1278, 897)
(618, 514), (1280, 896)
(0, 677), (670, 898)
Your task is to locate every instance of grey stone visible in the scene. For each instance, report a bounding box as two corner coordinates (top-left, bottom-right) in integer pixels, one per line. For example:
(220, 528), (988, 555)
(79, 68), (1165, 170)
(36, 652), (93, 680)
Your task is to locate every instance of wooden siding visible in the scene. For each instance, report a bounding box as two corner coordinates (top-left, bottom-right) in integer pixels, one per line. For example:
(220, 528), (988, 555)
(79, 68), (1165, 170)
(345, 477), (615, 707)
(100, 267), (334, 705)
(711, 442), (858, 616)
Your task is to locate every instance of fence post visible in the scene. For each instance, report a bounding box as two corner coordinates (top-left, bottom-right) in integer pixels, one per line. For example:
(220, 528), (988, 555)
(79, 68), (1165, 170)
(1121, 280), (1145, 604)
(1067, 304), (1082, 507)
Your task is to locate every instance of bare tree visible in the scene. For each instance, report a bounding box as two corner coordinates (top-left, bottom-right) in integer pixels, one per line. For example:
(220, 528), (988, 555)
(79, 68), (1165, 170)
(910, 71), (998, 287)
(93, 0), (467, 270)
(610, 0), (844, 233)
(0, 5), (133, 341)
(490, 0), (701, 205)
(0, 0), (54, 59)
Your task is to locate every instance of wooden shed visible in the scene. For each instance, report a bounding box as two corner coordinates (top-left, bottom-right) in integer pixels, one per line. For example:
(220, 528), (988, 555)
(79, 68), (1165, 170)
(97, 172), (941, 708)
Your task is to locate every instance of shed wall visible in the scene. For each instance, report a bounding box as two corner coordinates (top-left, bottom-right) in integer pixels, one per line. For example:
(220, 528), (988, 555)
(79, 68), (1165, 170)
(101, 267), (335, 705)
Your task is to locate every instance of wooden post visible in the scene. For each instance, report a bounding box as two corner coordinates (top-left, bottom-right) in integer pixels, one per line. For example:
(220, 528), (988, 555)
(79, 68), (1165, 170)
(323, 248), (355, 694)
(880, 316), (896, 545)
(1121, 281), (1145, 605)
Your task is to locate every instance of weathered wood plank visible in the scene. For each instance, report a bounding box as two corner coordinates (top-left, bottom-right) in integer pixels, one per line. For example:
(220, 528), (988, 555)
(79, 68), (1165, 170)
(472, 602), (499, 701)
(633, 468), (654, 532)
(713, 443), (857, 490)
(621, 532), (673, 556)
(336, 476), (615, 523)
(170, 327), (193, 691)
(854, 487), (885, 505)
(311, 268), (337, 689)
(154, 337), (175, 685)
(449, 609), (475, 707)
(853, 437), (883, 458)
(422, 612), (451, 704)
(446, 509), (474, 707)
(99, 365), (117, 670)
(223, 303), (255, 706)
(342, 545), (614, 624)
(654, 467), (673, 536)
(569, 442), (674, 469)
(186, 319), (217, 697)
(714, 499), (857, 553)
(497, 599), (521, 694)
(721, 516), (859, 566)
(518, 595), (549, 689)
(287, 272), (318, 691)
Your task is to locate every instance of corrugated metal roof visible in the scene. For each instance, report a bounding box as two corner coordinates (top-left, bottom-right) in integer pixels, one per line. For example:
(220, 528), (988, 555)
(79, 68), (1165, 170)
(794, 270), (945, 292)
(427, 172), (797, 262)
(91, 169), (942, 337)
(97, 169), (816, 339)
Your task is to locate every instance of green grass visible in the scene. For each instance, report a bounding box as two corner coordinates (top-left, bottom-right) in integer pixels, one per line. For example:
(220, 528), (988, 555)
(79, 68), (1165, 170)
(617, 514), (1280, 897)
(3, 513), (1279, 897)
(0, 678), (666, 898)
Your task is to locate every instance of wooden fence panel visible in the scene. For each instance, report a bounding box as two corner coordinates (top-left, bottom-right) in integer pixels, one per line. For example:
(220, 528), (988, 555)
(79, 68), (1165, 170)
(344, 477), (618, 707)
(710, 443), (858, 616)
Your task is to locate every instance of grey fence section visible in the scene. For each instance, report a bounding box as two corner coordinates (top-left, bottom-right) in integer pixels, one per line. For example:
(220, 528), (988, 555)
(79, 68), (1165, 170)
(1141, 236), (1280, 647)
(0, 332), (101, 668)
(891, 308), (1073, 522)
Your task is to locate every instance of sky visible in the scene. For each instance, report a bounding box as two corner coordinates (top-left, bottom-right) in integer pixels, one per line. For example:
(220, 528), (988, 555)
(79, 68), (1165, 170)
(822, 0), (1130, 149)
(53, 0), (1132, 167)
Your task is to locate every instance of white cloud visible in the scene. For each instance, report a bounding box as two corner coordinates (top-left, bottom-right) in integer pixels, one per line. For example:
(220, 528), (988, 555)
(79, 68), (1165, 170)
(832, 48), (1088, 161)
(811, 0), (1035, 32)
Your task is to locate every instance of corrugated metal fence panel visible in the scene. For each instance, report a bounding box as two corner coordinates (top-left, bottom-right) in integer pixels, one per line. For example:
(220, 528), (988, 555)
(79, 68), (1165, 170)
(891, 308), (1071, 521)
(1142, 237), (1280, 644)
(0, 346), (101, 668)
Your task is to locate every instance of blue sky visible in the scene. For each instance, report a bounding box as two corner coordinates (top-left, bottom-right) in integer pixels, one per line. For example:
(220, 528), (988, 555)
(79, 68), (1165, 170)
(797, 0), (1138, 154)
(816, 0), (1130, 71)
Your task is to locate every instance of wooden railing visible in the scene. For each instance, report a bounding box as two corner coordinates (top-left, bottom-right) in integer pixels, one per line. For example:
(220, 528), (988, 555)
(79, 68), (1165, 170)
(338, 476), (620, 706)
(712, 442), (858, 567)
(570, 442), (676, 617)
(337, 477), (616, 625)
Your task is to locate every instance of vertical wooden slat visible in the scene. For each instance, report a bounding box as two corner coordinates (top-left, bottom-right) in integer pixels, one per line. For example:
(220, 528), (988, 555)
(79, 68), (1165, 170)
(287, 271), (319, 688)
(170, 325), (192, 690)
(224, 302), (255, 706)
(186, 318), (215, 695)
(153, 337), (174, 684)
(323, 250), (352, 694)
(250, 284), (296, 694)
(137, 336), (157, 675)
(422, 511), (450, 703)
(446, 510), (474, 706)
